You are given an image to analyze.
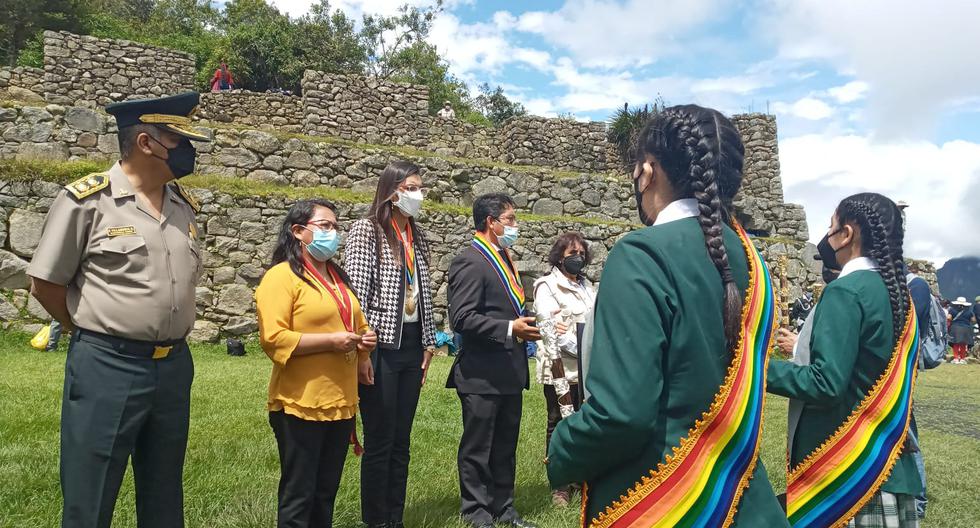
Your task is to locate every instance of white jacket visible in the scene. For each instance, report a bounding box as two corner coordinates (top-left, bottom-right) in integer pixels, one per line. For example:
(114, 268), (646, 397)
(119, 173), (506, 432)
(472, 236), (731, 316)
(533, 267), (596, 385)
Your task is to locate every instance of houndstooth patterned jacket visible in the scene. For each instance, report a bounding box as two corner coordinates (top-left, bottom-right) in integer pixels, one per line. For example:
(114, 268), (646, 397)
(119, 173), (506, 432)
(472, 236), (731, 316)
(343, 218), (437, 350)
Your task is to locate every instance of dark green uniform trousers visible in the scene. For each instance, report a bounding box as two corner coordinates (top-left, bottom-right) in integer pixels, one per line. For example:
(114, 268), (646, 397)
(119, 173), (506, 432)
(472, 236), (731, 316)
(61, 330), (194, 528)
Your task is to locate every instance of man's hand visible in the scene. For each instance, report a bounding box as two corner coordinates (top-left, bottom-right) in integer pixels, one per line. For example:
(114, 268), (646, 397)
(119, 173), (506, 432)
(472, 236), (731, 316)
(30, 278), (74, 331)
(513, 316), (541, 341)
(776, 328), (798, 355)
(421, 347), (435, 386)
(358, 358), (375, 385)
(358, 330), (377, 354)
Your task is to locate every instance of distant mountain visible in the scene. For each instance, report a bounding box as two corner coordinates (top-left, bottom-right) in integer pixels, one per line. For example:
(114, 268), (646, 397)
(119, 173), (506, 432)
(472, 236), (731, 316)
(937, 256), (980, 301)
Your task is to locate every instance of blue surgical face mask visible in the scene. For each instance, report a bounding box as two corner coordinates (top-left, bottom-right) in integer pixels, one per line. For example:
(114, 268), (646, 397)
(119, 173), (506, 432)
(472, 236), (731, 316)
(303, 227), (339, 262)
(498, 223), (519, 249)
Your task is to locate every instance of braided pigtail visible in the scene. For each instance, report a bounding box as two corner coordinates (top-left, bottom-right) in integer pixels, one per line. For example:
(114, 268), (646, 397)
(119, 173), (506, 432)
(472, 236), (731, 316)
(637, 105), (746, 348)
(837, 193), (910, 343)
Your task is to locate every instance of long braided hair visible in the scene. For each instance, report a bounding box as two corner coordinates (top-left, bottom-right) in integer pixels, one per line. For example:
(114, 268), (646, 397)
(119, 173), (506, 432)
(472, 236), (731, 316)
(635, 104), (746, 347)
(835, 193), (910, 342)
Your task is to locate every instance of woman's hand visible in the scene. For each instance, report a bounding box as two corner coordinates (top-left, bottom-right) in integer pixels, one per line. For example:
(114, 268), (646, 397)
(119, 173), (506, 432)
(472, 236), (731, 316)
(330, 332), (362, 354)
(358, 330), (378, 354)
(358, 357), (375, 385)
(421, 347), (436, 386)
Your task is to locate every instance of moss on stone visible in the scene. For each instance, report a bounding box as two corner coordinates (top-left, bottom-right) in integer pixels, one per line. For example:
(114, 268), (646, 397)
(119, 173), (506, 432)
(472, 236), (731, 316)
(0, 159), (637, 228)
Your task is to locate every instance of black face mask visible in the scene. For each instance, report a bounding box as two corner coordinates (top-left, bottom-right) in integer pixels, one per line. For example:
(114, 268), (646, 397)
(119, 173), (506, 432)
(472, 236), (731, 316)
(816, 228), (843, 272)
(150, 135), (196, 179)
(562, 254), (586, 276)
(634, 176), (653, 226)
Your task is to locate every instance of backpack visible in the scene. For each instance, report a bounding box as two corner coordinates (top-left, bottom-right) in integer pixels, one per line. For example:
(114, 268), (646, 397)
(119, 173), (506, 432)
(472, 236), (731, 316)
(907, 274), (948, 369)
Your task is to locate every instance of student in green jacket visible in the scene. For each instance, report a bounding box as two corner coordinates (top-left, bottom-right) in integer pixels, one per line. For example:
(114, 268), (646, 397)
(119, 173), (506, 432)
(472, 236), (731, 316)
(768, 192), (922, 528)
(547, 104), (788, 528)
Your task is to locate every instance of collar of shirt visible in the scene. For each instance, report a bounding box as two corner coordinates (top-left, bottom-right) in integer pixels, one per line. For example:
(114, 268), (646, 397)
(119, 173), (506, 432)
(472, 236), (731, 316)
(839, 256), (878, 278)
(653, 198), (699, 226)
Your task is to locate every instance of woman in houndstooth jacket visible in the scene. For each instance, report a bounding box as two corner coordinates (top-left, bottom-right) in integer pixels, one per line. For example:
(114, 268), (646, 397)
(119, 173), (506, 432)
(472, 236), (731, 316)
(343, 160), (438, 528)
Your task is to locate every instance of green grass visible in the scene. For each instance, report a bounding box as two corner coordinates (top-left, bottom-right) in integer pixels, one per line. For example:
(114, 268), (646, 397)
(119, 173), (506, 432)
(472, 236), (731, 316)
(2, 331), (978, 527)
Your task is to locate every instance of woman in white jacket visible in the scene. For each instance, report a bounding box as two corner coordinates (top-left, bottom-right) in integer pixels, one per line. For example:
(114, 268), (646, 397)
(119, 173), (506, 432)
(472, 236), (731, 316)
(533, 231), (596, 507)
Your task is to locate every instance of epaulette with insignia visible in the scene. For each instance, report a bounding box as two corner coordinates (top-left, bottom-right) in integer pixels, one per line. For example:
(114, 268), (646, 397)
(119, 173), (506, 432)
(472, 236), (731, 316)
(65, 173), (109, 200)
(171, 182), (201, 214)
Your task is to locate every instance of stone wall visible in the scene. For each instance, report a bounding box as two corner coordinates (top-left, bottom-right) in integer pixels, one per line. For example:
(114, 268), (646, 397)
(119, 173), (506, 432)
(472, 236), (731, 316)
(198, 90), (304, 133)
(0, 104), (810, 237)
(43, 31), (196, 108)
(499, 117), (611, 172)
(0, 104), (117, 162)
(302, 71), (429, 144)
(0, 67), (46, 102)
(0, 177), (819, 339)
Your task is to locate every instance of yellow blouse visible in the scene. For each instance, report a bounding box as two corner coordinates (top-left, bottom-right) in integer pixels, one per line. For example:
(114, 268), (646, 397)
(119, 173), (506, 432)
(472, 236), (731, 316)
(255, 261), (372, 421)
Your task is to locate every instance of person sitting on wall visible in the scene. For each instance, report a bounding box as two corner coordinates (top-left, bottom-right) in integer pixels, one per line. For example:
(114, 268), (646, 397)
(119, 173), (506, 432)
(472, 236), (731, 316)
(437, 101), (456, 119)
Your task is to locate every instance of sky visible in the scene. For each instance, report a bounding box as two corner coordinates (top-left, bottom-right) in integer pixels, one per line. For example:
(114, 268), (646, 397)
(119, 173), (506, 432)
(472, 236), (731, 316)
(268, 0), (980, 265)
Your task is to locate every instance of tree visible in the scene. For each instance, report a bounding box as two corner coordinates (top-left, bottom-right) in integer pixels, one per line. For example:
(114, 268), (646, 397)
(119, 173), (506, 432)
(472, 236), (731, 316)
(360, 1), (441, 80)
(473, 83), (527, 127)
(2, 0), (90, 67)
(386, 41), (470, 116)
(293, 1), (366, 77)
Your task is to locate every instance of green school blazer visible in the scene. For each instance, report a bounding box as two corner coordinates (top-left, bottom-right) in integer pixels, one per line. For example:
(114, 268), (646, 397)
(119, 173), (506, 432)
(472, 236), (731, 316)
(547, 218), (788, 526)
(768, 269), (922, 496)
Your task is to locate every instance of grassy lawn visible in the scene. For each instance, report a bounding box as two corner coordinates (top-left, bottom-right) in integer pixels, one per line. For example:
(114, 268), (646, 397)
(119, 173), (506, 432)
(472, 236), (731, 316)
(1, 330), (978, 527)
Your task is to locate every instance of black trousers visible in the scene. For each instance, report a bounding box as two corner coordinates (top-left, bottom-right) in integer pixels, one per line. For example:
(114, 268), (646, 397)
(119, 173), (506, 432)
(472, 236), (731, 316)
(359, 322), (424, 525)
(269, 411), (354, 528)
(60, 330), (193, 528)
(457, 392), (523, 526)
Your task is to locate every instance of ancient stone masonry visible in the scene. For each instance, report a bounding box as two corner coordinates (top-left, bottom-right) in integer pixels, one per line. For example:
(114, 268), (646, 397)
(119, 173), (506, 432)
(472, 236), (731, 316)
(0, 67), (46, 103)
(43, 31), (196, 108)
(198, 90), (304, 133)
(0, 31), (830, 338)
(499, 117), (612, 172)
(302, 71), (430, 144)
(0, 178), (819, 339)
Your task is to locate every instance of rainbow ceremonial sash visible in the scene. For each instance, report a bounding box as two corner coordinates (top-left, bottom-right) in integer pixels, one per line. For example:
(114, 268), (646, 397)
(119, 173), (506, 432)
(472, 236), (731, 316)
(785, 306), (919, 528)
(471, 232), (525, 316)
(583, 222), (776, 528)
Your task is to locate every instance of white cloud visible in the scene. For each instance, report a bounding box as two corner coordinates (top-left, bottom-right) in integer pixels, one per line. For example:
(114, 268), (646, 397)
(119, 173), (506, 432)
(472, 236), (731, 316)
(827, 81), (869, 104)
(762, 0), (980, 138)
(516, 0), (732, 68)
(772, 96), (835, 120)
(691, 75), (773, 95)
(780, 133), (980, 264)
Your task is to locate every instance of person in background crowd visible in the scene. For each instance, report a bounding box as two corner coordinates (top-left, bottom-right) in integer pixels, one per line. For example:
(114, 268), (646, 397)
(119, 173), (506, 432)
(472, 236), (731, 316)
(949, 297), (976, 364)
(532, 231), (596, 507)
(768, 193), (922, 528)
(548, 105), (788, 527)
(447, 193), (540, 528)
(210, 62), (235, 91)
(27, 92), (208, 528)
(256, 199), (377, 528)
(437, 101), (456, 119)
(344, 161), (438, 528)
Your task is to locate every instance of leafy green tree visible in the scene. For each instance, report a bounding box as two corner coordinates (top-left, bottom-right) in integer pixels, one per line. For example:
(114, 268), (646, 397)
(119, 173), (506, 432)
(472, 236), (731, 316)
(387, 41), (470, 116)
(474, 83), (527, 127)
(361, 1), (441, 80)
(2, 0), (91, 66)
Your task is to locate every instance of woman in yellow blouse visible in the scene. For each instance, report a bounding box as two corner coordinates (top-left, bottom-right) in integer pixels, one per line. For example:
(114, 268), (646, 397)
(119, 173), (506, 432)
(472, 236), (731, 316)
(256, 198), (377, 528)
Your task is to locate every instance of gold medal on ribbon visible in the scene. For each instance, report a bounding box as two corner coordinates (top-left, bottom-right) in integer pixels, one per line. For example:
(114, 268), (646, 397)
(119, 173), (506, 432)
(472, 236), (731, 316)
(405, 283), (416, 316)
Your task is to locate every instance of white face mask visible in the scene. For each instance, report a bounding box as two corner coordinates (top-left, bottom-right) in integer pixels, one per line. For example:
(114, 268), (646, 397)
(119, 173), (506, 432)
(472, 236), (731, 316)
(394, 189), (424, 218)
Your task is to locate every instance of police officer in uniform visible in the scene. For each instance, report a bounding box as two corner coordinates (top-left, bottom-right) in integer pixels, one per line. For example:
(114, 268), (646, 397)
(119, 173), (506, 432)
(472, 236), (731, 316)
(27, 92), (209, 528)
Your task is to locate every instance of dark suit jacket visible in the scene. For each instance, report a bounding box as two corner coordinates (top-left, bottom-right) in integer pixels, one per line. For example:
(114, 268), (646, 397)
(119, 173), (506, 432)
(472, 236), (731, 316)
(446, 244), (529, 394)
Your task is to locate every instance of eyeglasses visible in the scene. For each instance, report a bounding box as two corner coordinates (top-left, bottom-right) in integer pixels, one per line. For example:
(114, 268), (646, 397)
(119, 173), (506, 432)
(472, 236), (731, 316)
(494, 214), (517, 226)
(399, 184), (428, 196)
(307, 220), (339, 231)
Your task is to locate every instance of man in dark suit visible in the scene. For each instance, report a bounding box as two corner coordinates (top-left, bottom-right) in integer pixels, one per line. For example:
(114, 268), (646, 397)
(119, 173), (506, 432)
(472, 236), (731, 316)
(447, 193), (540, 528)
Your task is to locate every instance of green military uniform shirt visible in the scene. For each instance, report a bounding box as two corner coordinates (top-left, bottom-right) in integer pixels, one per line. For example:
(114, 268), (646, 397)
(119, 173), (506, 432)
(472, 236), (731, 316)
(767, 263), (923, 496)
(547, 216), (788, 526)
(27, 161), (202, 341)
